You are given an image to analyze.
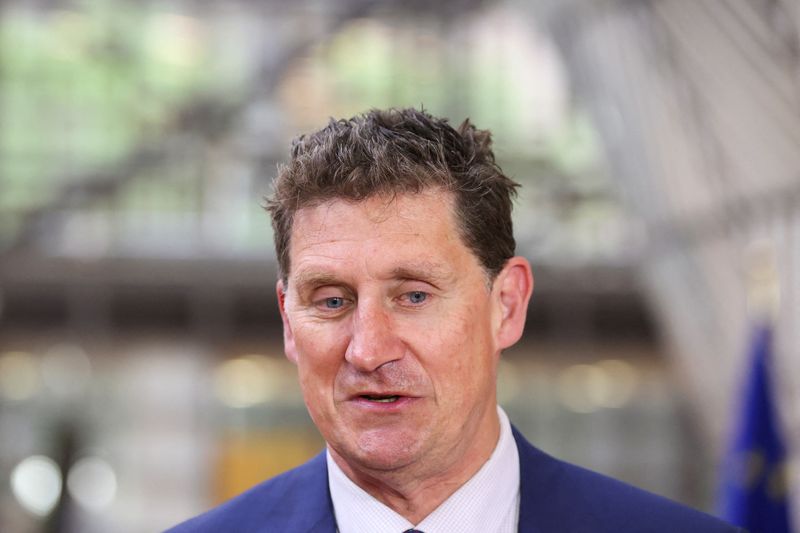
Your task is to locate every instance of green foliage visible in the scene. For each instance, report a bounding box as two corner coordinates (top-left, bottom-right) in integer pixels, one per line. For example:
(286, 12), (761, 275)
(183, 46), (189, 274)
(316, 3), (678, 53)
(0, 2), (216, 213)
(0, 5), (613, 258)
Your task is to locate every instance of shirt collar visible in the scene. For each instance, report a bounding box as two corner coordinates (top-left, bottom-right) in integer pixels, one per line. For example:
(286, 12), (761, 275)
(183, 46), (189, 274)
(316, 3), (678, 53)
(327, 405), (520, 533)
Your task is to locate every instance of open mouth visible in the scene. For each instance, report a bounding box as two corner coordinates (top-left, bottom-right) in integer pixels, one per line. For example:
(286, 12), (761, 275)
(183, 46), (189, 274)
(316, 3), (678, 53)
(360, 395), (401, 403)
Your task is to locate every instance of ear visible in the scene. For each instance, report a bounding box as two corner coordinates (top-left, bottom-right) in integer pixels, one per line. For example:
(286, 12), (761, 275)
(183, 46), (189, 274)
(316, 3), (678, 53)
(277, 279), (299, 365)
(492, 256), (534, 350)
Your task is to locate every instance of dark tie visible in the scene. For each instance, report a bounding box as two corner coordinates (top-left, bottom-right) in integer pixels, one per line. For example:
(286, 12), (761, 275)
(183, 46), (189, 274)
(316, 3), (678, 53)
(403, 530), (424, 533)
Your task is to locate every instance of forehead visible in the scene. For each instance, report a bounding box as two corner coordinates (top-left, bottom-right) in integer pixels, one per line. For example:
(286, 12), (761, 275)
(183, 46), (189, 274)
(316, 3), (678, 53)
(286, 191), (479, 282)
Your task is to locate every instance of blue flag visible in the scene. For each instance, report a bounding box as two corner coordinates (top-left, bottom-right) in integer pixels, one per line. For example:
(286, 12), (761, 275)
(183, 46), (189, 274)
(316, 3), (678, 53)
(718, 324), (793, 532)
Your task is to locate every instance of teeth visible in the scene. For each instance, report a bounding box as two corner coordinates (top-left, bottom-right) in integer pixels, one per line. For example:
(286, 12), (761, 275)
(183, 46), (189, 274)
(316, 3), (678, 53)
(364, 395), (399, 402)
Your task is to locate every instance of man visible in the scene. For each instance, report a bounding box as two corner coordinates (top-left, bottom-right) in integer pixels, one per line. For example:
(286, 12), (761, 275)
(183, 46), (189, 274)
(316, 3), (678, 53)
(169, 108), (742, 532)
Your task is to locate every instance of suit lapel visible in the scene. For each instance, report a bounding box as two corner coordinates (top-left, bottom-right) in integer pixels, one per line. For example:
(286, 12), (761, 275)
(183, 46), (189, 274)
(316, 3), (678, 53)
(513, 425), (559, 533)
(279, 452), (337, 533)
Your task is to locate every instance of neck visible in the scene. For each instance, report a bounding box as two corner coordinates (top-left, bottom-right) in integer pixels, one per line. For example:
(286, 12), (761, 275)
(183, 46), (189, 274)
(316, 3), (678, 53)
(329, 407), (501, 524)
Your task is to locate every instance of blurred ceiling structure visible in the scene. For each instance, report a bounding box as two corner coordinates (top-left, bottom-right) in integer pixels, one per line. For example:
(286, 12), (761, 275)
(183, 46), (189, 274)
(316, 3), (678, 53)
(532, 0), (800, 523)
(528, 1), (800, 522)
(0, 0), (647, 344)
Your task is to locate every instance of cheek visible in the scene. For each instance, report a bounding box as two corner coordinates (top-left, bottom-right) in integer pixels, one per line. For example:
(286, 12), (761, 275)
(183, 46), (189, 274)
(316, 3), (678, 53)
(429, 304), (496, 393)
(293, 315), (348, 356)
(292, 320), (349, 387)
(441, 299), (494, 349)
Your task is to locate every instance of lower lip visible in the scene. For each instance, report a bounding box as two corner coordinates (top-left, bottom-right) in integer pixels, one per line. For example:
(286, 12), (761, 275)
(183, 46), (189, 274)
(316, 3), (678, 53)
(350, 396), (419, 412)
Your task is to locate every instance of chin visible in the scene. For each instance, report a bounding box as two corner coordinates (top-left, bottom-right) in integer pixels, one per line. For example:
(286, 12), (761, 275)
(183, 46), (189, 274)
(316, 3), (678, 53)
(345, 427), (427, 472)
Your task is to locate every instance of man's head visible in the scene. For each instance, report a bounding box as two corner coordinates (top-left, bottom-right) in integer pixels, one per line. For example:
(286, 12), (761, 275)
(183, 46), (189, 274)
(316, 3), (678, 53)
(266, 108), (519, 284)
(267, 108), (533, 489)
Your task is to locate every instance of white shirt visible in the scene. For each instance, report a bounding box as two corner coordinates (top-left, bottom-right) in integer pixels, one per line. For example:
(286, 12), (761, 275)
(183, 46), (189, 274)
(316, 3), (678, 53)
(327, 406), (520, 533)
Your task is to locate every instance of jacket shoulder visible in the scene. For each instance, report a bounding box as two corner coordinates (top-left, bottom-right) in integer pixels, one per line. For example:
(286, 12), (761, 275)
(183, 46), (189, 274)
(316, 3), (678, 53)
(513, 428), (743, 533)
(164, 452), (334, 533)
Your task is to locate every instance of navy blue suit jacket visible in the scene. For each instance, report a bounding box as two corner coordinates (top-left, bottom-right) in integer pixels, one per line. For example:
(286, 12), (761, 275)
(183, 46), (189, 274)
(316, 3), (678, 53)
(167, 427), (743, 532)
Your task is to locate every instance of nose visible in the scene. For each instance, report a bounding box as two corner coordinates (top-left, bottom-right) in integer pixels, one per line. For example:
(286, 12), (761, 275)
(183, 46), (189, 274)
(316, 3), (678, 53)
(344, 299), (404, 372)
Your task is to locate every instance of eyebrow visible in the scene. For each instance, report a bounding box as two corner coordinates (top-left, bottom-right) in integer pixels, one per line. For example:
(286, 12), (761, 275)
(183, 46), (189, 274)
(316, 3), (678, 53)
(290, 262), (454, 292)
(390, 263), (453, 284)
(291, 271), (342, 293)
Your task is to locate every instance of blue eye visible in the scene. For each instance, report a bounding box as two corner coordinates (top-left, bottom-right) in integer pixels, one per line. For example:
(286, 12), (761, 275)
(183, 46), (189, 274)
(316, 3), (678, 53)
(325, 297), (345, 309)
(407, 291), (427, 304)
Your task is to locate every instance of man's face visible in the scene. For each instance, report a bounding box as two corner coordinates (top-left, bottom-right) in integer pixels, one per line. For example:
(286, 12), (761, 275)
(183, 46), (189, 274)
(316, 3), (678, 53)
(278, 190), (528, 477)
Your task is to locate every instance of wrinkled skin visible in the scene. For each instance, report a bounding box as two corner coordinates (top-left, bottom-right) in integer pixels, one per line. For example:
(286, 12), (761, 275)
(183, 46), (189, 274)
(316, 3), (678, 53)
(277, 189), (533, 521)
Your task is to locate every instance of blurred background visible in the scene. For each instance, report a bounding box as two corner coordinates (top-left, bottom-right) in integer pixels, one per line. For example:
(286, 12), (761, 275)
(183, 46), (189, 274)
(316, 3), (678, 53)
(0, 0), (798, 531)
